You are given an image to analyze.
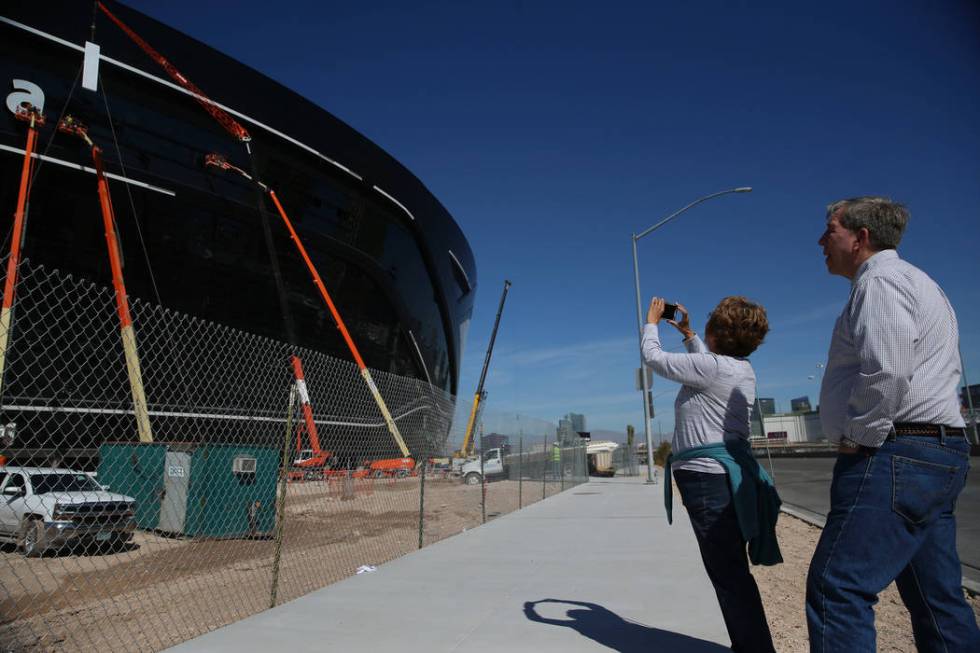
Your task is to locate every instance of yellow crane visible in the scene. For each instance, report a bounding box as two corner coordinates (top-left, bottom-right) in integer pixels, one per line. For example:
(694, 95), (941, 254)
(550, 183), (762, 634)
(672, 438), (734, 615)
(457, 280), (511, 458)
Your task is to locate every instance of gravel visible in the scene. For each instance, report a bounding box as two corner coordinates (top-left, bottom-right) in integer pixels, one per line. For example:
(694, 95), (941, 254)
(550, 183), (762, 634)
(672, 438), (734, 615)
(754, 514), (980, 652)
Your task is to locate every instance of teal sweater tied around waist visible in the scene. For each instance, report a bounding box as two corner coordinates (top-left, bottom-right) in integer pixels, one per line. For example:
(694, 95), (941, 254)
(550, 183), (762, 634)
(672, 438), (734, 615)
(665, 440), (783, 566)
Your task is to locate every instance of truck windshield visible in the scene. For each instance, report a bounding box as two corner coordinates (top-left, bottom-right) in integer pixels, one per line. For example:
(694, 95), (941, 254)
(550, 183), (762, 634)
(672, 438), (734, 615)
(30, 473), (103, 494)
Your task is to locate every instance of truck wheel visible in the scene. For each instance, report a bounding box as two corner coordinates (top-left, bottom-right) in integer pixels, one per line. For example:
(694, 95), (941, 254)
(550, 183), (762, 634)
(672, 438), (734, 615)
(110, 532), (133, 551)
(395, 469), (409, 479)
(20, 518), (46, 558)
(464, 472), (482, 486)
(372, 469), (385, 479)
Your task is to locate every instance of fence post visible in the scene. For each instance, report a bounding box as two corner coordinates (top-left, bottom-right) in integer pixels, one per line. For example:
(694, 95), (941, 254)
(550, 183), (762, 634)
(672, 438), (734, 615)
(542, 434), (547, 500)
(270, 384), (297, 609)
(583, 443), (587, 482)
(479, 427), (486, 524)
(560, 444), (565, 491)
(417, 455), (426, 549)
(518, 436), (523, 509)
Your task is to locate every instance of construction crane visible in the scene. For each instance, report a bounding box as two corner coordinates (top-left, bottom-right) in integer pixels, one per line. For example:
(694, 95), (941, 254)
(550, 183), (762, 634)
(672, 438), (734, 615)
(96, 3), (411, 459)
(96, 2), (250, 142)
(204, 154), (411, 459)
(57, 116), (153, 443)
(0, 103), (44, 401)
(457, 280), (511, 459)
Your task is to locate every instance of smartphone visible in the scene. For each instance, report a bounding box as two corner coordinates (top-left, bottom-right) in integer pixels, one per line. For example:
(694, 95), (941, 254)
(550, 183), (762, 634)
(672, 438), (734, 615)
(662, 303), (678, 321)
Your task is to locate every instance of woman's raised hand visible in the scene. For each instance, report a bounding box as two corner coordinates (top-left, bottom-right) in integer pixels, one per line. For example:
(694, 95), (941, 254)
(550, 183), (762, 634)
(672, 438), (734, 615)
(647, 297), (665, 324)
(666, 303), (695, 340)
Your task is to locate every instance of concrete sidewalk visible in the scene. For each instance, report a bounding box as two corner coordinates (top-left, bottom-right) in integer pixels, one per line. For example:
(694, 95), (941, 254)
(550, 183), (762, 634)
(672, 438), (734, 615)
(166, 473), (730, 652)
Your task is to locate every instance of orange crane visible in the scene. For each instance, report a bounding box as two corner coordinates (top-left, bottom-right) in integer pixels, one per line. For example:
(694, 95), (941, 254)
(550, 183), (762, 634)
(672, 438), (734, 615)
(57, 116), (153, 443)
(98, 3), (412, 461)
(0, 103), (45, 400)
(205, 154), (412, 459)
(96, 2), (249, 142)
(290, 354), (333, 476)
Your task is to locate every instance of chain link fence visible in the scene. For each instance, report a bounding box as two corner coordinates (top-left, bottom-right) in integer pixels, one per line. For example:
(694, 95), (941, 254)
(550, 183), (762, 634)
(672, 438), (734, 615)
(612, 443), (639, 477)
(0, 259), (589, 651)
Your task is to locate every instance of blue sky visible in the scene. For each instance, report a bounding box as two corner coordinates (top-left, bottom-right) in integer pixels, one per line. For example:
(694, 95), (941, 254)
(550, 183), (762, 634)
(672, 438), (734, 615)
(123, 0), (980, 440)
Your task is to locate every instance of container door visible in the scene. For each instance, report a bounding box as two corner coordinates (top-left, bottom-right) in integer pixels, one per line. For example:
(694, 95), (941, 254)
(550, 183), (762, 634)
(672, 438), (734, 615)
(159, 452), (191, 533)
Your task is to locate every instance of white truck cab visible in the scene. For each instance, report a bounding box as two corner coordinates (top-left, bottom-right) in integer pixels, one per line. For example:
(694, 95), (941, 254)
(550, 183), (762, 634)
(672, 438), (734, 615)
(460, 448), (505, 485)
(0, 466), (137, 556)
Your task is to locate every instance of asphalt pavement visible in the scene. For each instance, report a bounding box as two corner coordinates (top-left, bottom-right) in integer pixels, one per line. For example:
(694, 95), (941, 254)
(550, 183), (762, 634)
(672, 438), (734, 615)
(763, 455), (980, 586)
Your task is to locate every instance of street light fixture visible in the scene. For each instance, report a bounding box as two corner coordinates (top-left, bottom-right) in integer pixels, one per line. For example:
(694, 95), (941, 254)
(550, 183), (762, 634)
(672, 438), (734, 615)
(631, 187), (753, 484)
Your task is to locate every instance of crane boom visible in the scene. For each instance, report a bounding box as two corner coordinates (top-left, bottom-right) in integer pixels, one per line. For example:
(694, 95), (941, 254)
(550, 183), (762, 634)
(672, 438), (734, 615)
(96, 2), (250, 142)
(0, 105), (44, 400)
(459, 280), (511, 457)
(205, 154), (411, 458)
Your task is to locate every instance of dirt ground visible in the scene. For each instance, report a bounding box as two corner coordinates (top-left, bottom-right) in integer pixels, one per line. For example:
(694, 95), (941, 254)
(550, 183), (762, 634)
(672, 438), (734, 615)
(753, 514), (980, 652)
(0, 476), (565, 652)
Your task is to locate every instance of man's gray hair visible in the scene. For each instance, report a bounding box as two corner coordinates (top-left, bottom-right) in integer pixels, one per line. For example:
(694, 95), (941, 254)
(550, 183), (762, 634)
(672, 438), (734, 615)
(826, 196), (909, 250)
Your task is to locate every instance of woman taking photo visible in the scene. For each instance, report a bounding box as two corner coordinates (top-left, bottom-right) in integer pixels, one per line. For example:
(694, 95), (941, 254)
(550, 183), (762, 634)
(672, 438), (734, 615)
(642, 296), (780, 653)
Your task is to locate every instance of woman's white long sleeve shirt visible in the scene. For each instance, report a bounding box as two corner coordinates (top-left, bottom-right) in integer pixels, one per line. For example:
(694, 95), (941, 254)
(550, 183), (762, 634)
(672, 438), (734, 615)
(641, 323), (757, 474)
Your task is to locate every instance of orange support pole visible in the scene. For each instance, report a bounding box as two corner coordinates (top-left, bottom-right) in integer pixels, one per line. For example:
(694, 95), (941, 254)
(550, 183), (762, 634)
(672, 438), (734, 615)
(0, 107), (44, 396)
(59, 116), (153, 443)
(268, 191), (410, 458)
(290, 354), (322, 454)
(93, 147), (153, 443)
(205, 156), (412, 458)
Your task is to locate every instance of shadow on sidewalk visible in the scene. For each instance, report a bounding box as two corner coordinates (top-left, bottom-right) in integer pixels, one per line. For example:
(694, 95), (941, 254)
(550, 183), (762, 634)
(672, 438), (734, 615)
(524, 599), (729, 652)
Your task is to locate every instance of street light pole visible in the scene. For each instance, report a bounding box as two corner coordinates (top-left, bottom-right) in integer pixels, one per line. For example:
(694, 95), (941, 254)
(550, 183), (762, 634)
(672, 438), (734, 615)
(632, 235), (655, 482)
(632, 186), (752, 484)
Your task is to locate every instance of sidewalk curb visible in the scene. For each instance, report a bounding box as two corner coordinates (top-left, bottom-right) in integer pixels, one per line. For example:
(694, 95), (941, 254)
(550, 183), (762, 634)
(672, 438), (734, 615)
(780, 503), (825, 529)
(780, 503), (979, 598)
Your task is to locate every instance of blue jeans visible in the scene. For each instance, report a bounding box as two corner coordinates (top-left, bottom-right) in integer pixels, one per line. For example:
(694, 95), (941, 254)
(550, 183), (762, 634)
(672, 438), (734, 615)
(674, 469), (776, 653)
(806, 434), (980, 652)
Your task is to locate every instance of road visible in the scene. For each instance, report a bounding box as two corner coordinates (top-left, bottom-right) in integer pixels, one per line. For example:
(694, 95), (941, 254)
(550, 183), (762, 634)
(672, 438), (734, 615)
(761, 456), (980, 586)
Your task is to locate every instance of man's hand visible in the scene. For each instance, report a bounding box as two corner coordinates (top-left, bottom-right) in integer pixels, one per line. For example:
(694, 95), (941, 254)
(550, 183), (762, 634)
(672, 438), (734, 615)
(666, 303), (695, 340)
(647, 297), (665, 324)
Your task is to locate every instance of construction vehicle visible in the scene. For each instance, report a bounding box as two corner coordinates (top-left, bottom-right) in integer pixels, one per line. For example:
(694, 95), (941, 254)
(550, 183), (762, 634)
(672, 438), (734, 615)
(586, 441), (620, 477)
(460, 447), (507, 485)
(367, 457), (415, 479)
(454, 280), (512, 461)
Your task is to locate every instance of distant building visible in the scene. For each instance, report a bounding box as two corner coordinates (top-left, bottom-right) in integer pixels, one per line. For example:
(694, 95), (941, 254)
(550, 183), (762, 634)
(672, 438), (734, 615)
(790, 396), (812, 413)
(751, 411), (824, 443)
(558, 413), (588, 445)
(751, 398), (776, 422)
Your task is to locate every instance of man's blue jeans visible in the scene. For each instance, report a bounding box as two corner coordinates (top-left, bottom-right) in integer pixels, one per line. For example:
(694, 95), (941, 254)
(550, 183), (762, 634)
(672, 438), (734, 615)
(674, 469), (776, 653)
(806, 434), (980, 652)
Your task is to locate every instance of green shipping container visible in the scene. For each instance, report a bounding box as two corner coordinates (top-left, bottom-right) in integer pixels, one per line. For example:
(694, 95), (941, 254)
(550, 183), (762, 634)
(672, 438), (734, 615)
(98, 443), (167, 529)
(98, 442), (279, 538)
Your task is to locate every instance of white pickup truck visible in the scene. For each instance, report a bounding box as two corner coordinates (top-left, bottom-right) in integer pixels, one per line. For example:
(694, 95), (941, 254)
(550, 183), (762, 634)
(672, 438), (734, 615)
(0, 466), (137, 556)
(460, 448), (507, 485)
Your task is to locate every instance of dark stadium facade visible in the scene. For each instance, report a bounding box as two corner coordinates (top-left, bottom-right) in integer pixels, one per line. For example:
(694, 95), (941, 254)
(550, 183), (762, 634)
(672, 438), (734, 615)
(0, 2), (475, 396)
